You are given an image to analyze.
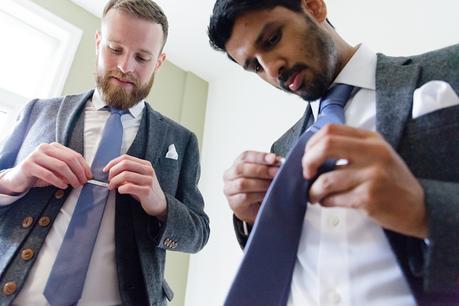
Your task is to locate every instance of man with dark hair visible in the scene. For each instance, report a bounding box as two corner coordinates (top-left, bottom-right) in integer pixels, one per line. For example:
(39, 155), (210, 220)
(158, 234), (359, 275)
(209, 0), (459, 305)
(0, 1), (209, 305)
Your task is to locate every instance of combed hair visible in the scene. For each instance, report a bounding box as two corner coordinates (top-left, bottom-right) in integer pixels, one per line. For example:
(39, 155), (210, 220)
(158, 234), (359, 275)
(103, 0), (168, 45)
(208, 0), (303, 52)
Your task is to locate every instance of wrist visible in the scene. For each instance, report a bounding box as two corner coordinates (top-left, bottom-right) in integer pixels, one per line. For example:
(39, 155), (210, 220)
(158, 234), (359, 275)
(145, 192), (168, 221)
(0, 169), (30, 195)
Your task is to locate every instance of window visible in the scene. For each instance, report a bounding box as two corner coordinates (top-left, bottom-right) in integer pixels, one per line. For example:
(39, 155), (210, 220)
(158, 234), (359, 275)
(0, 0), (82, 141)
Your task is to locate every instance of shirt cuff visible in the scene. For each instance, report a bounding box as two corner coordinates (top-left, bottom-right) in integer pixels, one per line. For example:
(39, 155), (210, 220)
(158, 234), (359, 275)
(0, 169), (28, 206)
(0, 192), (27, 206)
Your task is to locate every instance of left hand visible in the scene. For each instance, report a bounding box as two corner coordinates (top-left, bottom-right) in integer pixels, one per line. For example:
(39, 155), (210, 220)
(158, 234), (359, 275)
(103, 154), (167, 221)
(302, 124), (427, 239)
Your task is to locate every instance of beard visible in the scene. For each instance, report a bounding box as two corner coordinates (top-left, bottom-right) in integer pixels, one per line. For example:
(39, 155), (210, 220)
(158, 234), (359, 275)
(96, 67), (155, 110)
(279, 15), (338, 102)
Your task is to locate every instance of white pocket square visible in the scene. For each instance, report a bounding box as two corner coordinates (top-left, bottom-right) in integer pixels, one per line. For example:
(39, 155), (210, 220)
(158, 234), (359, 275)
(165, 144), (178, 160)
(412, 80), (459, 119)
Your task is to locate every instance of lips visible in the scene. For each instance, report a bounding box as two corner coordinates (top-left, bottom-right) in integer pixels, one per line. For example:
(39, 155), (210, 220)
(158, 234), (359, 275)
(287, 72), (303, 92)
(282, 68), (304, 93)
(112, 76), (135, 86)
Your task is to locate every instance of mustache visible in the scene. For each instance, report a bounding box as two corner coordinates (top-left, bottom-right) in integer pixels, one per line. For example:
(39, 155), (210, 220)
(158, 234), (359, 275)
(107, 70), (139, 87)
(279, 64), (308, 91)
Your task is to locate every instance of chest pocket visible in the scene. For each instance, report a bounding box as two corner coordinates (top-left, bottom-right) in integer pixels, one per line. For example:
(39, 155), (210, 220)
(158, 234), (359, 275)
(398, 104), (459, 181)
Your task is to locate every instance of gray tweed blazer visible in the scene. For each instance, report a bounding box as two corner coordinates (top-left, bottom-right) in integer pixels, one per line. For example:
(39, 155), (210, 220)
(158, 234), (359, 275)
(0, 90), (210, 306)
(234, 44), (459, 305)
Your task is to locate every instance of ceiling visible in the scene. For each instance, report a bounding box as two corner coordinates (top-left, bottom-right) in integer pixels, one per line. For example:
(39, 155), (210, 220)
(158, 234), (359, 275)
(70, 0), (459, 83)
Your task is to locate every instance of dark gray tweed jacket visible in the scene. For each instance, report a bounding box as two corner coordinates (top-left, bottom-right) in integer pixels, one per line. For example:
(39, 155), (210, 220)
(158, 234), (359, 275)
(0, 90), (210, 306)
(234, 44), (459, 306)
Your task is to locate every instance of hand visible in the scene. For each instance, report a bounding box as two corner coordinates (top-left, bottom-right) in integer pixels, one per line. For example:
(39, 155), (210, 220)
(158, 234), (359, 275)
(0, 142), (91, 194)
(302, 124), (427, 238)
(223, 151), (281, 224)
(104, 154), (167, 221)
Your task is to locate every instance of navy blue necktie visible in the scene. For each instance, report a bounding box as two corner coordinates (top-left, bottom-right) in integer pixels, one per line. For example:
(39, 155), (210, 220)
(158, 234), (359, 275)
(44, 108), (126, 306)
(224, 84), (355, 306)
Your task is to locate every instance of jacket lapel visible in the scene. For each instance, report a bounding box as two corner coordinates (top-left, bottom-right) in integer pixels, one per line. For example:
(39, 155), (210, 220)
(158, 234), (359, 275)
(375, 54), (421, 149)
(126, 103), (169, 162)
(56, 90), (94, 155)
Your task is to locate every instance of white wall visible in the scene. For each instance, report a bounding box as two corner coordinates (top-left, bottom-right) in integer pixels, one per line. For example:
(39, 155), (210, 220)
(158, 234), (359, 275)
(186, 1), (459, 306)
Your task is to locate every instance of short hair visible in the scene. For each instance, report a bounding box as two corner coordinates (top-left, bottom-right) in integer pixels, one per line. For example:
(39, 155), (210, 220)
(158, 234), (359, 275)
(103, 0), (169, 46)
(208, 0), (303, 52)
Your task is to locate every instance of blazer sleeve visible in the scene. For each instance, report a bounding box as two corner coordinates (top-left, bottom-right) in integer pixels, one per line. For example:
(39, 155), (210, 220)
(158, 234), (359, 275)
(419, 179), (459, 293)
(155, 132), (210, 253)
(0, 100), (37, 216)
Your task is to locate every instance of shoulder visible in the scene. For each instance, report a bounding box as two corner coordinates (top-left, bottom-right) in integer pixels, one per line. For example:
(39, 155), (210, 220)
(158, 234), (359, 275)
(144, 103), (197, 143)
(378, 44), (459, 70)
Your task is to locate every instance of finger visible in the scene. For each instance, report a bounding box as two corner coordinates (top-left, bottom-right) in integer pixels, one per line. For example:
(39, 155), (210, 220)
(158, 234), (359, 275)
(34, 155), (81, 188)
(28, 162), (68, 189)
(319, 187), (362, 209)
(46, 143), (91, 183)
(103, 154), (148, 172)
(237, 151), (283, 166)
(302, 135), (369, 179)
(224, 178), (272, 196)
(117, 182), (147, 197)
(109, 171), (151, 190)
(107, 159), (152, 181)
(309, 168), (364, 204)
(306, 124), (375, 149)
(228, 192), (267, 209)
(224, 162), (279, 181)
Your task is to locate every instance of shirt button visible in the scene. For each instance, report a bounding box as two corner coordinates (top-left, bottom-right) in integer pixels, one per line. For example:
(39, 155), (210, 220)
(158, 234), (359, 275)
(21, 216), (33, 229)
(327, 216), (340, 227)
(21, 248), (34, 261)
(38, 216), (51, 227)
(2, 281), (17, 295)
(54, 189), (65, 199)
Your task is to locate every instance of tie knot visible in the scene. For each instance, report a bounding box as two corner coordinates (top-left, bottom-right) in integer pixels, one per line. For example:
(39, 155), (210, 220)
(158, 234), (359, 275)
(319, 83), (354, 113)
(107, 107), (128, 116)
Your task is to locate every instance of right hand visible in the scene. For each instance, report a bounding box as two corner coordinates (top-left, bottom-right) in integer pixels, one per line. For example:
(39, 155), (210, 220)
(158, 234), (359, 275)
(223, 151), (282, 224)
(0, 142), (92, 194)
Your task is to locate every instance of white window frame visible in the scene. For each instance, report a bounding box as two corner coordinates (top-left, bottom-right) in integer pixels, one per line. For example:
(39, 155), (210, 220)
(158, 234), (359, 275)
(0, 0), (82, 99)
(0, 0), (82, 141)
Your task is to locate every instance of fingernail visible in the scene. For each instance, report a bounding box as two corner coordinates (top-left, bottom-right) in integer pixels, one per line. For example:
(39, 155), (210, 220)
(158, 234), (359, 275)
(265, 153), (275, 163)
(275, 157), (285, 166)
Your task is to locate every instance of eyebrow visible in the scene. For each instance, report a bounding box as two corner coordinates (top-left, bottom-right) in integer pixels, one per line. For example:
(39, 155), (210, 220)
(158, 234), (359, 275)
(107, 39), (153, 56)
(242, 21), (277, 71)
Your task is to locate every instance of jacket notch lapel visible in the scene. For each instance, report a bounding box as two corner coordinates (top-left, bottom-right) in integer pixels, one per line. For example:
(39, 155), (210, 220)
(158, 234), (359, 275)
(55, 90), (94, 155)
(375, 55), (421, 149)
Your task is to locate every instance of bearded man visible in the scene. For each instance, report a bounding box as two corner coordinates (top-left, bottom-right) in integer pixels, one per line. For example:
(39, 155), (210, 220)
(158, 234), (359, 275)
(0, 1), (209, 305)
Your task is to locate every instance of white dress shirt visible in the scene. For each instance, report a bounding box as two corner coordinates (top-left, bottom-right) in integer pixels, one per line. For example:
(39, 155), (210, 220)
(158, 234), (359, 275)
(286, 44), (459, 306)
(2, 90), (144, 306)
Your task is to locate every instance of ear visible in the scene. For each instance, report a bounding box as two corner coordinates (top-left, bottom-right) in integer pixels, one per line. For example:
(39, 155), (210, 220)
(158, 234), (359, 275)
(300, 0), (328, 23)
(154, 52), (166, 72)
(95, 31), (101, 55)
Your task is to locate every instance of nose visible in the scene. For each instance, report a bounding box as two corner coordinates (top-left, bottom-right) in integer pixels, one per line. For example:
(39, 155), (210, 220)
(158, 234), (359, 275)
(117, 54), (135, 74)
(258, 54), (285, 82)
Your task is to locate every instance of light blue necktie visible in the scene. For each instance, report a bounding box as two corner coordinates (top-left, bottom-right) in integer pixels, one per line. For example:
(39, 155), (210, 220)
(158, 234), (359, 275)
(44, 108), (126, 306)
(224, 84), (355, 306)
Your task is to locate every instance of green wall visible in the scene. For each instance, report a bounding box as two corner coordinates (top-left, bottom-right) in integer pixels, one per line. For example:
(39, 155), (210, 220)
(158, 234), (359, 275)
(30, 0), (208, 305)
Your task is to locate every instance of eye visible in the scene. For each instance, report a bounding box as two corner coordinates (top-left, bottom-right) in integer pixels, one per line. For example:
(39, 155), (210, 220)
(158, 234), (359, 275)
(264, 29), (281, 49)
(255, 62), (263, 73)
(136, 56), (146, 63)
(108, 46), (122, 54)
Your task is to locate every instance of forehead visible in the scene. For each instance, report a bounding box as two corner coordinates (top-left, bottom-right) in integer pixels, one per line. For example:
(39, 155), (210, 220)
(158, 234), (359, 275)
(102, 9), (163, 52)
(225, 7), (297, 65)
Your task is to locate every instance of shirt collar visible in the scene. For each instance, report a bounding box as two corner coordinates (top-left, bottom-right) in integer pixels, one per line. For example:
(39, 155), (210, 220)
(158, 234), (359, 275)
(333, 44), (376, 91)
(93, 88), (145, 118)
